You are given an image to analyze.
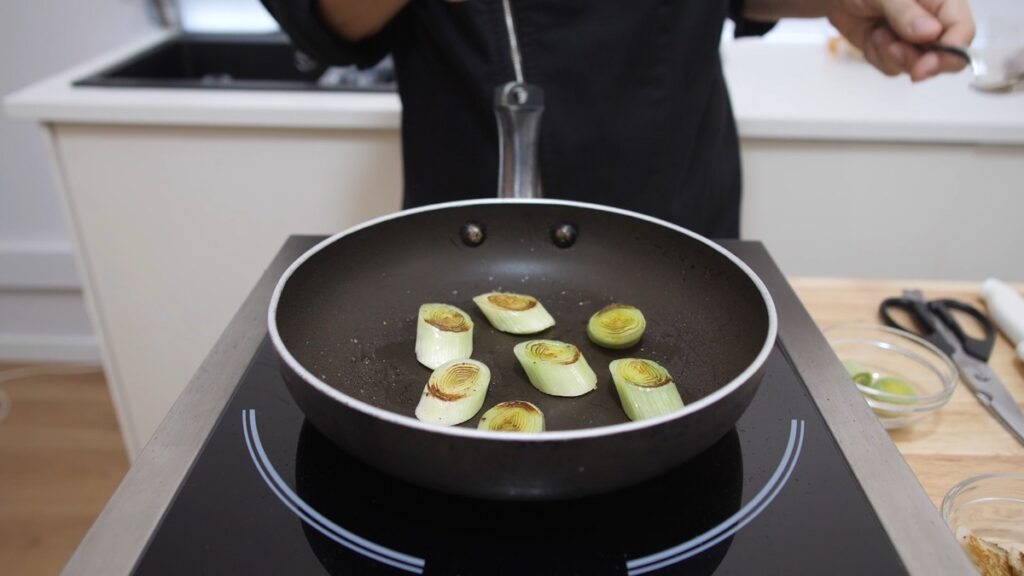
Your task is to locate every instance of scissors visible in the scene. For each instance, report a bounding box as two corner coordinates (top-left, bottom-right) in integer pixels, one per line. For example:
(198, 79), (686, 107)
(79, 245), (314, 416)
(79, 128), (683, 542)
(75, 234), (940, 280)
(880, 289), (1024, 445)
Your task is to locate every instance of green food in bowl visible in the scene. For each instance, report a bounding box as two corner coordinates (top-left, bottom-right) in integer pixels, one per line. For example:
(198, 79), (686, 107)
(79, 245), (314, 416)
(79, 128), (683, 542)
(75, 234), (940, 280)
(852, 372), (874, 387)
(869, 377), (918, 419)
(842, 359), (876, 387)
(842, 359), (918, 419)
(871, 377), (917, 401)
(827, 324), (957, 430)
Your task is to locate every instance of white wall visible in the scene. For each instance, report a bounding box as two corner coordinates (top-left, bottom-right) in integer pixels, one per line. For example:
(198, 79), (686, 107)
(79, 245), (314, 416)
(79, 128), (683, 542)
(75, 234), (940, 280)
(0, 0), (156, 362)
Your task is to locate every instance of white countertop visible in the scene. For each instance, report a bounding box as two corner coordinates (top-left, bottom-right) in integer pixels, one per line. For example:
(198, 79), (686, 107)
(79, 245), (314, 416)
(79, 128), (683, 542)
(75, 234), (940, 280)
(724, 39), (1024, 144)
(4, 32), (401, 130)
(6, 30), (1024, 144)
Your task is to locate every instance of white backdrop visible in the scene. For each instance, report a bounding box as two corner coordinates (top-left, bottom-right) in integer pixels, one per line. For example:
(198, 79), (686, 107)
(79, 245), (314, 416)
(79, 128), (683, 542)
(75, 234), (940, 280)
(0, 0), (155, 362)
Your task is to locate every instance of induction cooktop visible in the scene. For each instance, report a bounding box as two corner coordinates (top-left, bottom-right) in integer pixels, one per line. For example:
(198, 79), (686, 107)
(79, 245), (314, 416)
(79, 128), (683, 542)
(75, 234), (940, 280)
(64, 238), (968, 576)
(131, 335), (901, 575)
(125, 247), (912, 575)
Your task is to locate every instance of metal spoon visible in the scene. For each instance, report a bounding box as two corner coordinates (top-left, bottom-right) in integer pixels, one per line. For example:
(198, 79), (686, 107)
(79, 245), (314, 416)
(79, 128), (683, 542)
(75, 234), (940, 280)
(923, 43), (1024, 93)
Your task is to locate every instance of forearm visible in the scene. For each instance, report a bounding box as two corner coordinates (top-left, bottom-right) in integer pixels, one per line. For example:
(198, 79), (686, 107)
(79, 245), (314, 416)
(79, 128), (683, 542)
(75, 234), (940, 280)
(318, 0), (408, 41)
(742, 0), (835, 22)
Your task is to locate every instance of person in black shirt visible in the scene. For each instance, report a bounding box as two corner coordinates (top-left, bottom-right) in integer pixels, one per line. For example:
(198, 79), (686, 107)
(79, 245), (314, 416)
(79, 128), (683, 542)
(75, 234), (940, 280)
(261, 0), (973, 238)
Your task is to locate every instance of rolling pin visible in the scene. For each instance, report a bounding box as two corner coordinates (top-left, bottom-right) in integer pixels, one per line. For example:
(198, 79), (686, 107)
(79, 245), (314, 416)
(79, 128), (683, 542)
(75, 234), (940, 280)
(981, 278), (1024, 362)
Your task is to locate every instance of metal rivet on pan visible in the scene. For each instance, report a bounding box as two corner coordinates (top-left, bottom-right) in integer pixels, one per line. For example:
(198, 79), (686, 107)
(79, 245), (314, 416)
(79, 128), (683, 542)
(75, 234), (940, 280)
(460, 221), (486, 247)
(551, 223), (578, 248)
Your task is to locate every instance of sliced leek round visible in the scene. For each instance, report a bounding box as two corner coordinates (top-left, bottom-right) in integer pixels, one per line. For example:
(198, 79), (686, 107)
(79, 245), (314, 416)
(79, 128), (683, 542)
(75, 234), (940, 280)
(415, 359), (490, 426)
(842, 359), (876, 387)
(868, 377), (919, 419)
(513, 339), (597, 397)
(870, 377), (917, 401)
(477, 401), (545, 433)
(587, 304), (646, 349)
(473, 292), (555, 334)
(610, 358), (684, 421)
(415, 303), (473, 369)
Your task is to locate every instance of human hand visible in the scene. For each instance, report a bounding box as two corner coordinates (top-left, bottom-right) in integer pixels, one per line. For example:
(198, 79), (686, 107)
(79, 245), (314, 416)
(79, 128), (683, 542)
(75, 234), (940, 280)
(828, 0), (975, 82)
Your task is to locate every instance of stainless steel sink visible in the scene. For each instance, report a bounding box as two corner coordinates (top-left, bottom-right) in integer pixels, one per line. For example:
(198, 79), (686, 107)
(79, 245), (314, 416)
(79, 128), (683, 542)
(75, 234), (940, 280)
(75, 33), (396, 92)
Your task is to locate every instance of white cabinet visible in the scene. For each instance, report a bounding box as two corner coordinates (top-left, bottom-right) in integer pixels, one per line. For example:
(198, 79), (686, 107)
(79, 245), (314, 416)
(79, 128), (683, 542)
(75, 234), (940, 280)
(45, 121), (401, 455)
(740, 140), (1024, 280)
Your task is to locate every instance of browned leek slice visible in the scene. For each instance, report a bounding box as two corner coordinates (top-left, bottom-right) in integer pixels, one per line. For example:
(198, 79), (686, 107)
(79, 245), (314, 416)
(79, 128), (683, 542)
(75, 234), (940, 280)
(587, 304), (646, 349)
(473, 292), (555, 334)
(610, 358), (684, 421)
(513, 340), (597, 397)
(477, 401), (545, 433)
(415, 303), (473, 369)
(415, 359), (490, 426)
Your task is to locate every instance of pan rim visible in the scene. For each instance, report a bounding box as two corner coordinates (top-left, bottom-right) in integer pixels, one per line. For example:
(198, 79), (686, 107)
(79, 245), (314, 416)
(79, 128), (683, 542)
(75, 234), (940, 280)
(268, 198), (777, 442)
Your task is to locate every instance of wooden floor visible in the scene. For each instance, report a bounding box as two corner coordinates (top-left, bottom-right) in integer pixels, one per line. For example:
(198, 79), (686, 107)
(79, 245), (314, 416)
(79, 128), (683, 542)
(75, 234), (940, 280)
(0, 364), (128, 576)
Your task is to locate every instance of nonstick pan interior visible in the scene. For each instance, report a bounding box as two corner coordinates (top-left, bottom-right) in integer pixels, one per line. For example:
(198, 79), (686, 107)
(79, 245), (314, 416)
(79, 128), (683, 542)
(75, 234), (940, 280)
(275, 201), (770, 432)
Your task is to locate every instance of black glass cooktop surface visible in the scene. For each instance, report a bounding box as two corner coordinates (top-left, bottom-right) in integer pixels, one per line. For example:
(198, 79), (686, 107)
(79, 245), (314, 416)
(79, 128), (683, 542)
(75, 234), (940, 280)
(131, 335), (906, 575)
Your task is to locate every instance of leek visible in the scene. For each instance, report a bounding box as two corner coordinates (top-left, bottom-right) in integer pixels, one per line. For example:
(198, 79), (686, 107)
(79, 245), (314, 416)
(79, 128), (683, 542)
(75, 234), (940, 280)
(610, 358), (684, 421)
(477, 401), (545, 433)
(415, 303), (473, 369)
(513, 339), (597, 397)
(415, 359), (490, 426)
(841, 358), (918, 412)
(842, 359), (876, 387)
(473, 292), (555, 334)
(868, 376), (919, 418)
(871, 377), (917, 399)
(842, 360), (918, 399)
(587, 304), (646, 349)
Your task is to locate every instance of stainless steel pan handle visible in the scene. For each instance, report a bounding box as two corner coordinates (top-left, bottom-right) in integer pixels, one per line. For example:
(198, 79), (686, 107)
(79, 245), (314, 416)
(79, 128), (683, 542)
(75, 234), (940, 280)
(495, 82), (544, 199)
(494, 0), (543, 199)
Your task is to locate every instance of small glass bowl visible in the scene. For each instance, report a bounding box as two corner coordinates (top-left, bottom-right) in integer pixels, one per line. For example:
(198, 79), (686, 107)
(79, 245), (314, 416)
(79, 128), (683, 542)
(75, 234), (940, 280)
(942, 474), (1024, 571)
(824, 323), (958, 429)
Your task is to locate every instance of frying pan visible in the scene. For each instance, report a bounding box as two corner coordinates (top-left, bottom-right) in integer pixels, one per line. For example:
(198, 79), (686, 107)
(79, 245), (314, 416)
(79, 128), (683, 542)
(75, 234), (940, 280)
(270, 73), (774, 500)
(269, 198), (776, 500)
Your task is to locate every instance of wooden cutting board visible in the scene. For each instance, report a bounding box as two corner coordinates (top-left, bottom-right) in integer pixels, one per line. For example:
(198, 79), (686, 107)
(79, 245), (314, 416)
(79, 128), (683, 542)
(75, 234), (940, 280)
(792, 277), (1024, 508)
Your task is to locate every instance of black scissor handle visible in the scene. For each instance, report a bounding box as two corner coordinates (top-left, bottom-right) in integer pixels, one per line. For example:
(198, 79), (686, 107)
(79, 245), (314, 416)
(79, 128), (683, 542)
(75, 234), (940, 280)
(928, 299), (997, 362)
(879, 297), (954, 355)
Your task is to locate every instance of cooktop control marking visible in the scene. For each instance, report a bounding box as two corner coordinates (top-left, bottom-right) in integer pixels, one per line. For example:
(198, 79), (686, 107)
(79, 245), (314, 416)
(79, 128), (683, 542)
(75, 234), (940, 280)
(242, 409), (426, 574)
(243, 408), (804, 575)
(626, 419), (806, 575)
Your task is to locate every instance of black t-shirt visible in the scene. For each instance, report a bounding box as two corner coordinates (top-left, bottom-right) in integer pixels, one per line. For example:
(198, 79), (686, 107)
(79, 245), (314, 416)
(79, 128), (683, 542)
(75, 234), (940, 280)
(261, 0), (773, 238)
